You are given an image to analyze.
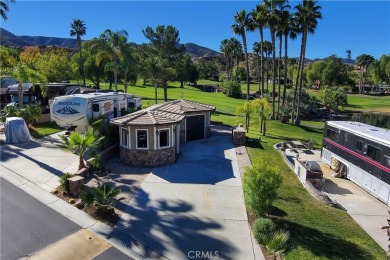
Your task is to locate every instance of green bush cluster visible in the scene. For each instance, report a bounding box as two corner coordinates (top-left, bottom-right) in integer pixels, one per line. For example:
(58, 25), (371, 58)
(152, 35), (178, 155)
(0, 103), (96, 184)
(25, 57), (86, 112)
(252, 218), (290, 257)
(220, 80), (242, 98)
(0, 104), (42, 124)
(59, 172), (73, 192)
(81, 182), (121, 209)
(243, 159), (282, 217)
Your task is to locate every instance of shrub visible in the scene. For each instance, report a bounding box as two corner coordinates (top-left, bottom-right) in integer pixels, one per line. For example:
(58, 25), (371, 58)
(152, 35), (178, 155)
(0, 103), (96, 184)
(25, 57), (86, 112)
(266, 229), (290, 255)
(243, 159), (282, 217)
(252, 217), (276, 245)
(221, 80), (242, 98)
(82, 182), (121, 209)
(59, 173), (73, 191)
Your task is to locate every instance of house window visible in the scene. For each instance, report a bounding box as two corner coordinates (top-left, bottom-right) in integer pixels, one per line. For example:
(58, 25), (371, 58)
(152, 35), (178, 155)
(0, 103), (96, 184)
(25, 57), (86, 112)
(136, 129), (148, 149)
(367, 144), (381, 162)
(121, 128), (128, 148)
(326, 129), (337, 141)
(356, 140), (363, 152)
(159, 129), (169, 148)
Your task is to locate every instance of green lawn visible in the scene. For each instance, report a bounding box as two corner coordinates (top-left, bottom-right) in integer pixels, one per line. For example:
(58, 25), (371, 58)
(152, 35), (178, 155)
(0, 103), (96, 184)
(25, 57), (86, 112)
(30, 121), (62, 138)
(99, 81), (385, 259)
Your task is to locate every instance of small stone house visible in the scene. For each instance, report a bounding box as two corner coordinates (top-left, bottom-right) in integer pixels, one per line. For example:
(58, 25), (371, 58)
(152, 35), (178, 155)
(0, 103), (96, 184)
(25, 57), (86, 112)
(110, 99), (216, 167)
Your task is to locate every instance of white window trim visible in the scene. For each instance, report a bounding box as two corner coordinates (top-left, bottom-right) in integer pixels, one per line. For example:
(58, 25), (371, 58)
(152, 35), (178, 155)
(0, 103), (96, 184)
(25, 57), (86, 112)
(158, 128), (170, 149)
(136, 129), (149, 149)
(120, 127), (129, 148)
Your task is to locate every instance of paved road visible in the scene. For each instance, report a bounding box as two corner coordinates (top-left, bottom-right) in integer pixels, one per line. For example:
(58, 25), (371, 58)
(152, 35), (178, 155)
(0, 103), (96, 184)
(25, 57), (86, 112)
(0, 178), (131, 259)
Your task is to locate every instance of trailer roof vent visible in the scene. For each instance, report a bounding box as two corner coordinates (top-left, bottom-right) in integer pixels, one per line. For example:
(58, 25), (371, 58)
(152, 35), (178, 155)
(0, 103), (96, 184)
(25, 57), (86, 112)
(370, 128), (379, 131)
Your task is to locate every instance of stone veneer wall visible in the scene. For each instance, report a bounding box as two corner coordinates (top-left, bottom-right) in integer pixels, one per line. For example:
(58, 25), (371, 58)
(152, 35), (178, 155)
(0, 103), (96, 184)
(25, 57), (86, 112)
(232, 127), (246, 145)
(120, 146), (176, 167)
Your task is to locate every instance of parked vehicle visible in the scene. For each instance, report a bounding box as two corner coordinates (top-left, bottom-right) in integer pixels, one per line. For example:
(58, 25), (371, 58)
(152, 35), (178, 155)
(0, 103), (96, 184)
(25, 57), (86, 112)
(50, 92), (142, 132)
(322, 121), (390, 205)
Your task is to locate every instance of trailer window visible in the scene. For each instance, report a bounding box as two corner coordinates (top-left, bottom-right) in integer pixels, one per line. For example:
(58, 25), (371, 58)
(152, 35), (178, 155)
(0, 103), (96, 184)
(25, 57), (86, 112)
(121, 128), (129, 148)
(92, 104), (100, 112)
(136, 130), (148, 149)
(159, 129), (169, 148)
(356, 140), (363, 152)
(326, 129), (337, 141)
(385, 156), (390, 167)
(367, 145), (381, 162)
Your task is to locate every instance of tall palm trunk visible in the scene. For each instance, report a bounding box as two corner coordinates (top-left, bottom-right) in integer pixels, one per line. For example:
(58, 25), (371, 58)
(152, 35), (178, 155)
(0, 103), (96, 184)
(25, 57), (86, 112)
(282, 33), (288, 107)
(79, 154), (86, 170)
(266, 52), (270, 93)
(292, 52), (302, 123)
(77, 36), (85, 87)
(114, 70), (118, 91)
(295, 30), (307, 126)
(277, 34), (282, 119)
(270, 27), (276, 119)
(259, 28), (265, 95)
(242, 34), (250, 101)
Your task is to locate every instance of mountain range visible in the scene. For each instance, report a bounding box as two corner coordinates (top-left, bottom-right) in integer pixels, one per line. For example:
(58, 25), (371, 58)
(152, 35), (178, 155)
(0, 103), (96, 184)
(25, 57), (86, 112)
(0, 28), (220, 58)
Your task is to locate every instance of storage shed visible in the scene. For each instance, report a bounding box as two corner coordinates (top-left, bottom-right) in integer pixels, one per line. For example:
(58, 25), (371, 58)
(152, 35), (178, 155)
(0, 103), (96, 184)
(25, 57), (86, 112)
(110, 99), (216, 167)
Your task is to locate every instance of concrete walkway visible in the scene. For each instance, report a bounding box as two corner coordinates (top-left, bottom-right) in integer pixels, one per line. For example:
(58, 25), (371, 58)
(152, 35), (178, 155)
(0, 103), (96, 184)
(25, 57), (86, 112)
(282, 146), (388, 252)
(1, 128), (264, 259)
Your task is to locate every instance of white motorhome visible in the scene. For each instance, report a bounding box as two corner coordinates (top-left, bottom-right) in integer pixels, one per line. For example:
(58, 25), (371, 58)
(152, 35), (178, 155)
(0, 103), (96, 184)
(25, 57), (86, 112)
(51, 92), (142, 132)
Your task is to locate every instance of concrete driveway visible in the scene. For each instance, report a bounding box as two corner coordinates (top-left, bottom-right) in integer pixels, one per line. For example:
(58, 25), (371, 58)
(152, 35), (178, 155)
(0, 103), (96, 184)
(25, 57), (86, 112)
(0, 132), (79, 192)
(115, 131), (258, 260)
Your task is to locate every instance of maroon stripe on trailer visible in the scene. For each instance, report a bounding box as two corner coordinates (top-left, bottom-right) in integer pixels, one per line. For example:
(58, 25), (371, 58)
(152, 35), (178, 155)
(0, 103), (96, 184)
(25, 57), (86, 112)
(324, 138), (390, 174)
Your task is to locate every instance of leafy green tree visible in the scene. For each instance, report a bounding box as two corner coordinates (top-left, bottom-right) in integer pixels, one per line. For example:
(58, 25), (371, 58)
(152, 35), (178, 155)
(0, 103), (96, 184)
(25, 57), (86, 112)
(58, 130), (104, 170)
(220, 39), (232, 78)
(356, 54), (375, 93)
(19, 46), (41, 71)
(318, 86), (347, 111)
(232, 10), (254, 101)
(346, 49), (352, 64)
(294, 0), (322, 125)
(38, 47), (75, 82)
(142, 25), (184, 101)
(120, 43), (139, 93)
(83, 40), (106, 88)
(1, 46), (19, 74)
(175, 54), (199, 87)
(70, 19), (87, 87)
(243, 158), (282, 217)
(0, 0), (14, 20)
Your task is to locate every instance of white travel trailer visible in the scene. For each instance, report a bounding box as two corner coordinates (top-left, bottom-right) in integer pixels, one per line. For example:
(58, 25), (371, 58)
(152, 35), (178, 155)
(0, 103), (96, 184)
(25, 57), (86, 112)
(51, 92), (142, 132)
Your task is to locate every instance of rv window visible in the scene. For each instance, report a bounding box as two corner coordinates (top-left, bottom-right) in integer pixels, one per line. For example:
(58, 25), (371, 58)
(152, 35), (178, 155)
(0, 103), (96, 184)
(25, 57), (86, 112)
(385, 156), (390, 167)
(356, 140), (363, 152)
(121, 128), (129, 148)
(326, 129), (337, 141)
(159, 129), (169, 148)
(367, 145), (381, 162)
(137, 130), (148, 148)
(92, 104), (100, 112)
(128, 102), (135, 109)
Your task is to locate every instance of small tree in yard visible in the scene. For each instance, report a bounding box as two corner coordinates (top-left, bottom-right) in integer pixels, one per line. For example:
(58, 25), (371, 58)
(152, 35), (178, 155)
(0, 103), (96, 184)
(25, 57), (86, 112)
(236, 101), (254, 133)
(58, 130), (104, 170)
(82, 181), (121, 213)
(243, 158), (282, 217)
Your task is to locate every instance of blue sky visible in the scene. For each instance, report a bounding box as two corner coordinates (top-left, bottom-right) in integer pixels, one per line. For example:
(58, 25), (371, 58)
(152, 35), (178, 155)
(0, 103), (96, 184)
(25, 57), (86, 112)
(1, 1), (389, 59)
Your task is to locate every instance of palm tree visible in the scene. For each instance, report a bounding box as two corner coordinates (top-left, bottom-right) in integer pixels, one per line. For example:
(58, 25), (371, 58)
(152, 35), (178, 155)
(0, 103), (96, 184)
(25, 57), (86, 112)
(263, 40), (272, 93)
(282, 14), (298, 108)
(252, 97), (270, 136)
(275, 7), (291, 118)
(264, 0), (289, 119)
(70, 19), (87, 87)
(232, 10), (255, 101)
(0, 0), (14, 21)
(236, 101), (254, 133)
(253, 42), (262, 92)
(220, 39), (232, 77)
(58, 130), (104, 170)
(91, 29), (128, 92)
(229, 38), (243, 81)
(294, 0), (322, 125)
(121, 43), (138, 93)
(252, 3), (268, 95)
